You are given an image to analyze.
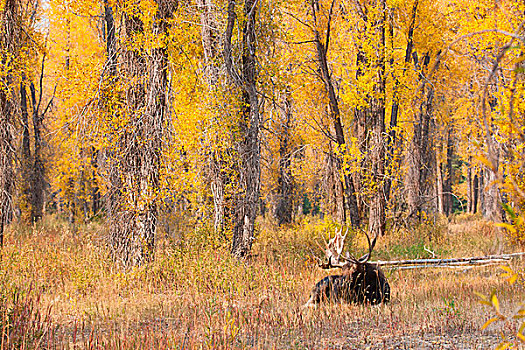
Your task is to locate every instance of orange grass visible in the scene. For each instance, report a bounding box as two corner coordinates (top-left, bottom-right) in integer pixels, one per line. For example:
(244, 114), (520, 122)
(0, 214), (523, 349)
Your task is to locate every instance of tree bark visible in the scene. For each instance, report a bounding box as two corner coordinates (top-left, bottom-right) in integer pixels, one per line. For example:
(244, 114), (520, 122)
(29, 79), (45, 222)
(467, 158), (472, 213)
(198, 0), (219, 85)
(472, 173), (479, 214)
(0, 0), (19, 245)
(91, 147), (100, 215)
(436, 152), (444, 215)
(311, 0), (360, 227)
(406, 52), (437, 220)
(275, 91), (294, 226)
(443, 126), (454, 215)
(20, 79), (32, 221)
(385, 0), (418, 202)
(481, 145), (502, 222)
(368, 0), (387, 237)
(197, 0), (228, 234)
(106, 1), (175, 266)
(225, 0), (261, 258)
(478, 169), (484, 215)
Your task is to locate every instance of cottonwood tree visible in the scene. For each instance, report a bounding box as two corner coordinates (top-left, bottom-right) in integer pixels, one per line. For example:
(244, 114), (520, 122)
(11, 0), (522, 248)
(224, 0), (261, 258)
(46, 0), (104, 226)
(197, 0), (231, 235)
(0, 0), (21, 245)
(20, 55), (53, 224)
(349, 0), (387, 236)
(303, 0), (360, 226)
(274, 91), (295, 226)
(384, 0), (418, 204)
(104, 0), (176, 266)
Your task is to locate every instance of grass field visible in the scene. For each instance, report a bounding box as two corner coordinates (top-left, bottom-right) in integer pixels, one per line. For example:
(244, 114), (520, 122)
(0, 214), (523, 349)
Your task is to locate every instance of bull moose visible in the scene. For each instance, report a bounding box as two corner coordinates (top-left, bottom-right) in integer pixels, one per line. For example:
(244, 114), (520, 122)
(305, 227), (390, 307)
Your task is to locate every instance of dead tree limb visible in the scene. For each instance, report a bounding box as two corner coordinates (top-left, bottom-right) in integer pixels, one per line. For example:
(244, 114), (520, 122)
(373, 252), (525, 269)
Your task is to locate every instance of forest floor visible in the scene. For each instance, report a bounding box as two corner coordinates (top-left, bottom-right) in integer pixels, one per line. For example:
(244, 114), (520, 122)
(1, 214), (524, 349)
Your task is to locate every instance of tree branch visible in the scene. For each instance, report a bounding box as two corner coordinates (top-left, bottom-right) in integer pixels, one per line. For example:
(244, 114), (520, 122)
(223, 0), (242, 87)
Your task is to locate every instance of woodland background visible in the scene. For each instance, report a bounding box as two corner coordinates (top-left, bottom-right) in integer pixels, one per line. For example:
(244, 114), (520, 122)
(1, 0), (524, 262)
(0, 0), (524, 348)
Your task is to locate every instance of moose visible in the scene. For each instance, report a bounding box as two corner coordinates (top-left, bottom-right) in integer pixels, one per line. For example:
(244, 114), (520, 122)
(305, 227), (390, 307)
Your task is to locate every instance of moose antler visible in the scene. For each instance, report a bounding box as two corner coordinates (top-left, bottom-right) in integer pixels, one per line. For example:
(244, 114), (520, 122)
(320, 227), (380, 267)
(319, 227), (348, 269)
(318, 226), (381, 269)
(357, 229), (378, 263)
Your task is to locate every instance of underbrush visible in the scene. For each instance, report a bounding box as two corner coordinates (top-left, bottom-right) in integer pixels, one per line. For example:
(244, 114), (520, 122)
(0, 286), (51, 349)
(0, 214), (522, 349)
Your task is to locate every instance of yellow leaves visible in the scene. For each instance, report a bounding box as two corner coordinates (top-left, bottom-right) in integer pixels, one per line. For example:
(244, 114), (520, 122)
(481, 316), (500, 330)
(387, 0), (406, 8)
(477, 266), (525, 347)
(500, 265), (520, 285)
(518, 331), (525, 343)
(495, 342), (512, 350)
(515, 307), (525, 320)
(496, 222), (517, 234)
(492, 292), (500, 313)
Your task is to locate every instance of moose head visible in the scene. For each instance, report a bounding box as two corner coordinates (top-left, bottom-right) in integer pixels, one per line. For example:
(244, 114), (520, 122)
(304, 227), (390, 307)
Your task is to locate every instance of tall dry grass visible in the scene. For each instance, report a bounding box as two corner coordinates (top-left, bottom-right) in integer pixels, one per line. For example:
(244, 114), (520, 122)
(0, 214), (522, 349)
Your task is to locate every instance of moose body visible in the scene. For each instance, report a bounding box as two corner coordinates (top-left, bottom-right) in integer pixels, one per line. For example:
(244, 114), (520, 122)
(305, 228), (390, 307)
(307, 262), (390, 305)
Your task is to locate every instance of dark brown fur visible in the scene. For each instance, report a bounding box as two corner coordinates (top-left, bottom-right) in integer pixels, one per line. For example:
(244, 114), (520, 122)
(306, 262), (390, 306)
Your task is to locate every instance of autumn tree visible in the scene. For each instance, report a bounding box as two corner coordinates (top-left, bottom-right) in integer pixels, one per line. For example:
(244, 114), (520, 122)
(196, 0), (232, 235)
(0, 0), (20, 245)
(3, 0), (521, 252)
(21, 50), (52, 224)
(223, 0), (261, 258)
(103, 0), (176, 266)
(46, 0), (104, 228)
(273, 90), (295, 226)
(348, 0), (387, 236)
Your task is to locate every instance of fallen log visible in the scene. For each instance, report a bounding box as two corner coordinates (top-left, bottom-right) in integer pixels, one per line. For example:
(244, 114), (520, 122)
(372, 252), (525, 270)
(388, 263), (506, 270)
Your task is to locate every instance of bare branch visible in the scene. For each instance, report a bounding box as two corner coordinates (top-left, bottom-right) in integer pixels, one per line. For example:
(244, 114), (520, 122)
(375, 252), (525, 268)
(223, 0), (242, 87)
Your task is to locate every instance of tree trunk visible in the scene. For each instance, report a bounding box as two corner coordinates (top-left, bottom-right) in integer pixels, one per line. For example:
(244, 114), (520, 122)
(20, 79), (32, 222)
(29, 81), (44, 222)
(406, 52), (437, 220)
(311, 0), (359, 227)
(368, 0), (387, 237)
(385, 0), (418, 202)
(467, 159), (472, 213)
(443, 126), (454, 215)
(91, 147), (100, 215)
(106, 1), (175, 266)
(197, 0), (227, 234)
(210, 156), (226, 233)
(197, 0), (219, 85)
(481, 146), (502, 222)
(224, 0), (261, 258)
(436, 153), (444, 215)
(0, 0), (19, 245)
(478, 170), (484, 215)
(472, 172), (479, 214)
(275, 91), (294, 226)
